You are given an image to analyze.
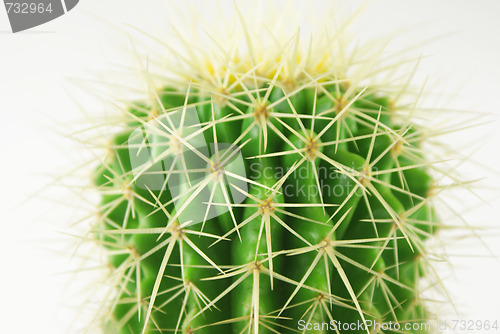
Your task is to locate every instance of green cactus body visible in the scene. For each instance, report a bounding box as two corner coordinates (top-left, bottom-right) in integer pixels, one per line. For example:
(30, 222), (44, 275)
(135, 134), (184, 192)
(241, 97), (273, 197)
(82, 3), (456, 333)
(93, 76), (438, 333)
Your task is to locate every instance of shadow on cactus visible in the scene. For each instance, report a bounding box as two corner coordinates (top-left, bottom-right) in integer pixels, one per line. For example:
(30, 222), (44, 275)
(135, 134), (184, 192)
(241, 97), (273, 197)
(86, 3), (465, 334)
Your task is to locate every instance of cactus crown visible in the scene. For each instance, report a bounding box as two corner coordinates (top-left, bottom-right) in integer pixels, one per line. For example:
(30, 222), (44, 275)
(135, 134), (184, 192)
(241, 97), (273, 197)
(84, 3), (462, 334)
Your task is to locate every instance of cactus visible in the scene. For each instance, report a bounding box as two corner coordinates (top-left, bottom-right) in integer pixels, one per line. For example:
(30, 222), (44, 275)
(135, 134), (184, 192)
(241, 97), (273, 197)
(87, 3), (457, 334)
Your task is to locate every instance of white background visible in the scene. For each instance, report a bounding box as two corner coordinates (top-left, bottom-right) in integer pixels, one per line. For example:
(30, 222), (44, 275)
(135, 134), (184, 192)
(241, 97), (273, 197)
(1, 0), (499, 333)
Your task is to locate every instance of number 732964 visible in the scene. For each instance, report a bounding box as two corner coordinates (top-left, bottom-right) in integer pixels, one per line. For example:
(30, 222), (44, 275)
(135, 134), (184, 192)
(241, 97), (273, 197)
(5, 2), (53, 14)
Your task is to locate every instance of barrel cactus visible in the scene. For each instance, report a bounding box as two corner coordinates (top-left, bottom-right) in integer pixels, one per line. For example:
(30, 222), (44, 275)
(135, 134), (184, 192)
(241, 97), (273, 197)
(87, 2), (456, 334)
